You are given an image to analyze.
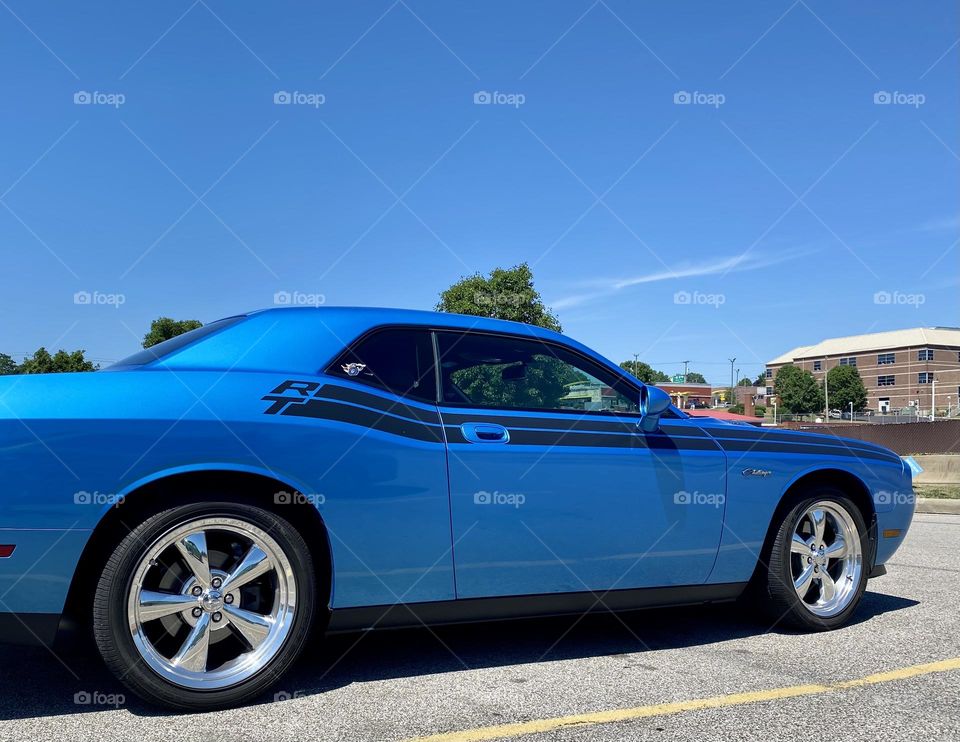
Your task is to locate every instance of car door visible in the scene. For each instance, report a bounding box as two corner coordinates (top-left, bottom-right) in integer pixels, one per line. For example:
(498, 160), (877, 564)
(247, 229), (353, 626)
(435, 330), (727, 599)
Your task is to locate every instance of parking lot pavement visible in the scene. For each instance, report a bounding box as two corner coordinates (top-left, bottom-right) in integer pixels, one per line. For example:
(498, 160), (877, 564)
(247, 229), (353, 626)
(0, 514), (957, 742)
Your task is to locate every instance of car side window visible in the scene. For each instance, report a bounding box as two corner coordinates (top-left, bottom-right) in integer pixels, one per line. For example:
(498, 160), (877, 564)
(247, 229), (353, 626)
(435, 331), (639, 414)
(330, 328), (437, 403)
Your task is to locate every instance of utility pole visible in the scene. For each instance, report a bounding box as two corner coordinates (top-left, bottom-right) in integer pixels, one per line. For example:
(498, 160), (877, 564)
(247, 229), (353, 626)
(824, 371), (829, 419)
(931, 377), (937, 421)
(682, 360), (689, 383)
(728, 357), (736, 406)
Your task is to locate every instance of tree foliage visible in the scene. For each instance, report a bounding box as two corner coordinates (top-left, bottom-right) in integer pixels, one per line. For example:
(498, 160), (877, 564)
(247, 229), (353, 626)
(685, 371), (707, 384)
(18, 347), (97, 374)
(737, 377), (754, 386)
(827, 365), (868, 413)
(436, 263), (561, 331)
(774, 364), (823, 416)
(143, 317), (203, 348)
(0, 353), (17, 375)
(619, 360), (670, 384)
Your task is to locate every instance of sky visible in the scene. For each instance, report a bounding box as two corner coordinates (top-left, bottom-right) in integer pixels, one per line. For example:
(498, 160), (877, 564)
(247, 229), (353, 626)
(0, 1), (957, 383)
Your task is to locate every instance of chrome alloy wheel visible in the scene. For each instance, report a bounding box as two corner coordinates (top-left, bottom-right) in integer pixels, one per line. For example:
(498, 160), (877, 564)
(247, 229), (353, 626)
(790, 501), (862, 618)
(127, 517), (297, 690)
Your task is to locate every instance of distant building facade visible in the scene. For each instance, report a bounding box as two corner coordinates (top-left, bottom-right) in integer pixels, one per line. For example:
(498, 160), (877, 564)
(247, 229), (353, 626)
(765, 327), (960, 414)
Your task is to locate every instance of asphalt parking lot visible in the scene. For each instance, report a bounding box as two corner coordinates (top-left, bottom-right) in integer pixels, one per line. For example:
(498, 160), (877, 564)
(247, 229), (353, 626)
(0, 514), (957, 742)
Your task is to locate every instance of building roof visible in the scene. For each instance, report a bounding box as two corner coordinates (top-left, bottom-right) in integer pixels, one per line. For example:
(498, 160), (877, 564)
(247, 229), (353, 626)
(767, 327), (960, 365)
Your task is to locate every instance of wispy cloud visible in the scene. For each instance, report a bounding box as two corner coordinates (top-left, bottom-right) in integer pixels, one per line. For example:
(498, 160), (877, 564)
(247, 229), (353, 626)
(917, 215), (960, 232)
(550, 247), (816, 310)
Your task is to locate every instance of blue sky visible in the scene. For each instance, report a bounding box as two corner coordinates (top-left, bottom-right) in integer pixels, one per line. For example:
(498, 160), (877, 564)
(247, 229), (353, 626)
(1, 1), (957, 382)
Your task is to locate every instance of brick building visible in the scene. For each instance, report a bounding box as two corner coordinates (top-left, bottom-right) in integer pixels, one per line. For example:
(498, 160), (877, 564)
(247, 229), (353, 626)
(765, 327), (960, 415)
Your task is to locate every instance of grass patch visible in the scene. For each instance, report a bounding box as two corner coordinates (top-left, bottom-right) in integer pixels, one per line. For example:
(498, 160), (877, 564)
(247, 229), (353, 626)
(914, 484), (960, 500)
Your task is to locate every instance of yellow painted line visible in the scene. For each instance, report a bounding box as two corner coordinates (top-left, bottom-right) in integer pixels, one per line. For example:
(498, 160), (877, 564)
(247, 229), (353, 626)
(403, 656), (960, 742)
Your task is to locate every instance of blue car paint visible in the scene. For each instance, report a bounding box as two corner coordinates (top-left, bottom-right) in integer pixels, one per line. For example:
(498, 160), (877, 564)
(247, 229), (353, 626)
(0, 307), (914, 625)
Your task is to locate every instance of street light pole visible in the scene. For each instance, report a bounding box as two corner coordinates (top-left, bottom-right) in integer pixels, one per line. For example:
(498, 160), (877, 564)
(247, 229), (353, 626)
(931, 377), (937, 421)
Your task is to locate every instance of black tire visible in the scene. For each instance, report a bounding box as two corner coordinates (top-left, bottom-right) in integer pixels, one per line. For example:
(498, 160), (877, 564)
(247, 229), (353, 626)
(93, 501), (316, 710)
(761, 488), (869, 631)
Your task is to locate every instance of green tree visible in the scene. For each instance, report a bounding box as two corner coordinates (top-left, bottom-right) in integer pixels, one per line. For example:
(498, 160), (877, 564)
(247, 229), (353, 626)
(685, 371), (707, 384)
(728, 403), (745, 414)
(0, 353), (18, 375)
(619, 360), (670, 384)
(436, 263), (561, 331)
(143, 317), (203, 348)
(827, 365), (868, 413)
(737, 377), (754, 386)
(774, 364), (823, 416)
(19, 347), (97, 374)
(753, 373), (766, 386)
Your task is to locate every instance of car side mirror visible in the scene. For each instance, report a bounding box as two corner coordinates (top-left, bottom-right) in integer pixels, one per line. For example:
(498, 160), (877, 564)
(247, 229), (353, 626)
(638, 385), (671, 433)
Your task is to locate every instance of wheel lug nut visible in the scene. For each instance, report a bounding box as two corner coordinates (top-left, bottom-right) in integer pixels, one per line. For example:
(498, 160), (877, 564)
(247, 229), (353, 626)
(807, 557), (812, 563)
(224, 594), (234, 604)
(191, 586), (202, 596)
(212, 612), (222, 623)
(211, 577), (222, 588)
(192, 607), (202, 618)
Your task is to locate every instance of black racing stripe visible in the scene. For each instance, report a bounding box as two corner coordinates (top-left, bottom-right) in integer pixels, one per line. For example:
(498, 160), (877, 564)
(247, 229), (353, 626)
(717, 439), (899, 463)
(282, 399), (444, 443)
(317, 385), (440, 424)
(438, 412), (709, 437)
(445, 426), (719, 451)
(708, 431), (900, 462)
(706, 427), (895, 453)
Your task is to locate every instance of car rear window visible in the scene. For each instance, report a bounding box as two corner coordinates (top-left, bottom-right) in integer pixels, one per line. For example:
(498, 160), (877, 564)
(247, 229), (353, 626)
(109, 317), (244, 368)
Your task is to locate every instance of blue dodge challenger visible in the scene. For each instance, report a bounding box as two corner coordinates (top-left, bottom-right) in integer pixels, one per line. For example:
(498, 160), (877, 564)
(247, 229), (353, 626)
(0, 307), (914, 709)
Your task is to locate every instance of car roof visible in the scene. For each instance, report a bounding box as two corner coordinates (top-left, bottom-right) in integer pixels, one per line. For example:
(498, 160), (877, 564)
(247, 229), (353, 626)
(245, 306), (570, 342)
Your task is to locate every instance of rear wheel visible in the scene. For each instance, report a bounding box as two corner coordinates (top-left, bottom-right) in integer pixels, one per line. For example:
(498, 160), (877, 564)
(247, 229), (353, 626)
(763, 490), (867, 630)
(93, 502), (316, 710)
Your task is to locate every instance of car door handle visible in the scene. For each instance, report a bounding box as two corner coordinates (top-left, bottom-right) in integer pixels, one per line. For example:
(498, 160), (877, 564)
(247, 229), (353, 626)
(460, 422), (510, 444)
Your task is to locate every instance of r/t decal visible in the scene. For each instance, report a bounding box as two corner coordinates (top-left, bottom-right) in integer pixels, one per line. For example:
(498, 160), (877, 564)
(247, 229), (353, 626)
(262, 380), (323, 414)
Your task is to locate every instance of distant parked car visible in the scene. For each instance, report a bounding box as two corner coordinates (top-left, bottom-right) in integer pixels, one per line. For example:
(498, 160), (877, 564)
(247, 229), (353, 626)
(0, 307), (915, 710)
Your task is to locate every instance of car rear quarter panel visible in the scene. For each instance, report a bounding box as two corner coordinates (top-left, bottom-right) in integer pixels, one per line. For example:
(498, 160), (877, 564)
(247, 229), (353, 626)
(0, 370), (454, 615)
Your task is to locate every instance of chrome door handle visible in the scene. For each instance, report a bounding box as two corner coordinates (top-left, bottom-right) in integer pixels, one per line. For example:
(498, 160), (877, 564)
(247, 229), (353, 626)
(460, 422), (510, 444)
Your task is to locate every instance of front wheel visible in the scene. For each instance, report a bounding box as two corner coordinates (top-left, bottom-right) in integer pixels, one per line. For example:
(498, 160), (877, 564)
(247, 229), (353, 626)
(93, 502), (316, 710)
(762, 490), (868, 630)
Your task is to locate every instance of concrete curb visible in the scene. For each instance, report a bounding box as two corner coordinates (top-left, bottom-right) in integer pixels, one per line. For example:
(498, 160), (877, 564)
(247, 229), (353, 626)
(915, 497), (960, 515)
